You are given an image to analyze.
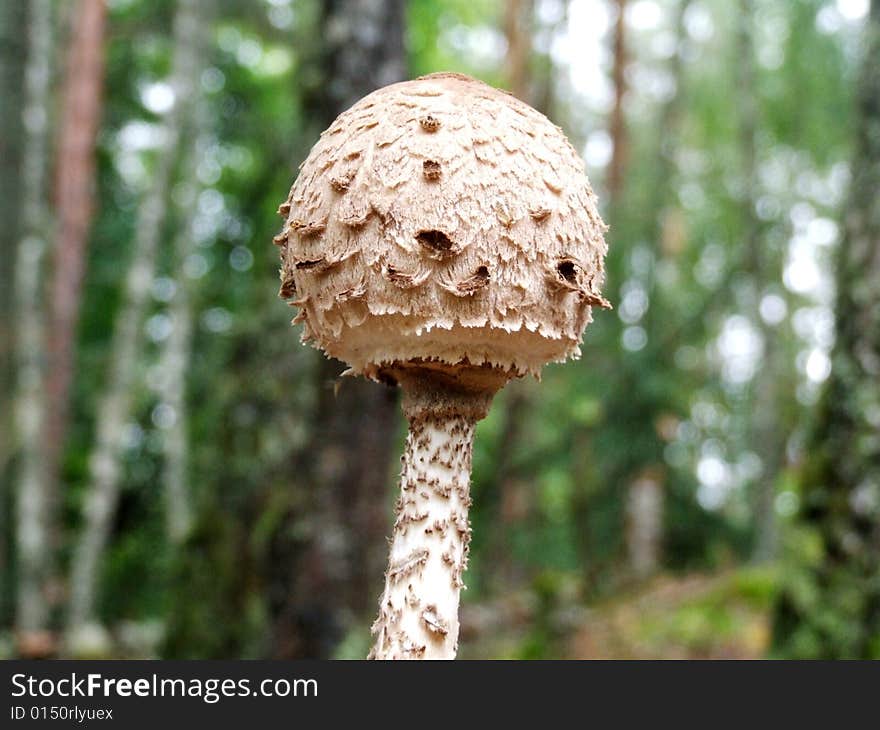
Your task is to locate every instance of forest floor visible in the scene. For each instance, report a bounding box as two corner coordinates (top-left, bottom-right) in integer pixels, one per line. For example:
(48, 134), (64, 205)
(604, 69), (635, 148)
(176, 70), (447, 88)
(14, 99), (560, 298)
(567, 568), (777, 659)
(458, 566), (778, 659)
(0, 567), (778, 660)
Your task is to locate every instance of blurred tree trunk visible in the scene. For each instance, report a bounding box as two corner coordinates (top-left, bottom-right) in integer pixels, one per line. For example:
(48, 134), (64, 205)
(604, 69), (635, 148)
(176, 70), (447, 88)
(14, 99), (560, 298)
(0, 0), (28, 627)
(156, 278), (196, 545)
(736, 0), (785, 563)
(504, 0), (533, 100)
(10, 0), (54, 656)
(607, 0), (628, 204)
(0, 1), (28, 549)
(267, 0), (406, 659)
(645, 0), (689, 218)
(773, 0), (880, 658)
(625, 468), (663, 579)
(0, 1), (27, 349)
(44, 0), (106, 566)
(155, 6), (216, 549)
(67, 0), (205, 639)
(530, 0), (567, 118)
(155, 111), (207, 546)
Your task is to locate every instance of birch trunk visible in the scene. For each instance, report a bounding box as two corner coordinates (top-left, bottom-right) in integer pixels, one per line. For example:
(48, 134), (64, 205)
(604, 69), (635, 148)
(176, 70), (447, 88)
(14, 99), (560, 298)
(155, 102), (211, 545)
(369, 378), (494, 660)
(157, 243), (195, 545)
(67, 0), (204, 635)
(12, 0), (54, 650)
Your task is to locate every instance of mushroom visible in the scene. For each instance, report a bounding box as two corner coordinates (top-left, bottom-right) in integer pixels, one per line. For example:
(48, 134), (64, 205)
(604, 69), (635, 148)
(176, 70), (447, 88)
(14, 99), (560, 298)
(274, 72), (610, 659)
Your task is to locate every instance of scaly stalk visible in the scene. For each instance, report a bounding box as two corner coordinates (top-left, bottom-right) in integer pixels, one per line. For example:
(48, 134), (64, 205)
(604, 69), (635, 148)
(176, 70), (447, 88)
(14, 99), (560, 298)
(369, 373), (496, 659)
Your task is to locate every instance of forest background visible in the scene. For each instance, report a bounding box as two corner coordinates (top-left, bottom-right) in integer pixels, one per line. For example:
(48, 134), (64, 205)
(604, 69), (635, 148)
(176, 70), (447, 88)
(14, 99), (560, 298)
(1, 0), (878, 659)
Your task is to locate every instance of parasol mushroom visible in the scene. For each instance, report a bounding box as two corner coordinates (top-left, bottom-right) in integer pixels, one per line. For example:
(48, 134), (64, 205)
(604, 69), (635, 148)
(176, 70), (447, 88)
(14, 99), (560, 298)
(274, 72), (610, 659)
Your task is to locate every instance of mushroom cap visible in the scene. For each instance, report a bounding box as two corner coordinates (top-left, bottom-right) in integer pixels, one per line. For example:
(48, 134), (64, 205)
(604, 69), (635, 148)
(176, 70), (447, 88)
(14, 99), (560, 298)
(276, 72), (609, 379)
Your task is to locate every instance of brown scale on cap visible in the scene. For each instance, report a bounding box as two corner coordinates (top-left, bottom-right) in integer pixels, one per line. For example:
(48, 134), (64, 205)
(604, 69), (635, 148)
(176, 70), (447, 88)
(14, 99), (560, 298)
(274, 72), (610, 381)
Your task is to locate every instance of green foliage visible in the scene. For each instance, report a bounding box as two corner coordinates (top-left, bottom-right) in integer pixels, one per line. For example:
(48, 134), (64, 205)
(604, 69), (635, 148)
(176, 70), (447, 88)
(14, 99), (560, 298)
(408, 0), (504, 81)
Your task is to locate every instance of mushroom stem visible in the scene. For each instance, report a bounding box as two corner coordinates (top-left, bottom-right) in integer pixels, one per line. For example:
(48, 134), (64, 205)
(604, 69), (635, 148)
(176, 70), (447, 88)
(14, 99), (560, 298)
(368, 369), (501, 659)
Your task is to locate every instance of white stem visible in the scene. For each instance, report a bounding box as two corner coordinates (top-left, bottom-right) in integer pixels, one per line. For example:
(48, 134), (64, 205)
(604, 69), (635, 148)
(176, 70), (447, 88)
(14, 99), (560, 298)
(369, 414), (475, 659)
(369, 372), (500, 660)
(13, 0), (53, 638)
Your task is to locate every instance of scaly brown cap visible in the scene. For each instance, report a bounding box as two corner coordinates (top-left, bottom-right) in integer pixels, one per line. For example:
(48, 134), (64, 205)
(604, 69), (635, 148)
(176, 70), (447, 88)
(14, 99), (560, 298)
(275, 72), (609, 379)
